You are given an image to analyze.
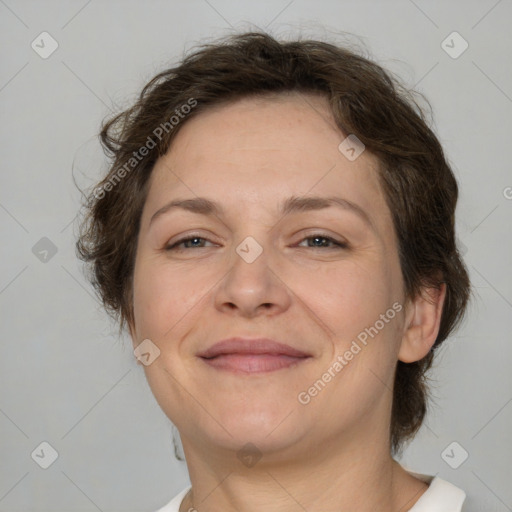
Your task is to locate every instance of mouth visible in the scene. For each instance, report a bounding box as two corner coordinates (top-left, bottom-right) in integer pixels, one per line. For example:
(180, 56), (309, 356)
(197, 337), (312, 374)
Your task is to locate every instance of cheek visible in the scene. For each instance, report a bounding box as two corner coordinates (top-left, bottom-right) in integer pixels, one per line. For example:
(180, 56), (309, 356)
(293, 259), (404, 387)
(287, 258), (397, 340)
(132, 257), (213, 338)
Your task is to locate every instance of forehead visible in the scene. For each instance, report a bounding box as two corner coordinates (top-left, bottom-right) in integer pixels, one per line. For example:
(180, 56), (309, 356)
(142, 92), (393, 240)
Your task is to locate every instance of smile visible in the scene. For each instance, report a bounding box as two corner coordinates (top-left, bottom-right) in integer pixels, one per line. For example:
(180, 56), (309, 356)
(200, 353), (310, 373)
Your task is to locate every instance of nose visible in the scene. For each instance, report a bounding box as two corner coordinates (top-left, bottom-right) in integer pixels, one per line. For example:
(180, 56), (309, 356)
(214, 241), (292, 318)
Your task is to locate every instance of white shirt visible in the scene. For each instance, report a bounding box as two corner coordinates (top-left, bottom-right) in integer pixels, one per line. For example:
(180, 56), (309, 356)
(154, 470), (466, 512)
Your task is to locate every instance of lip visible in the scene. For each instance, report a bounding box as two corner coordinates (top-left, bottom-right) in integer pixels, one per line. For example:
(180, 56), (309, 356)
(197, 337), (312, 374)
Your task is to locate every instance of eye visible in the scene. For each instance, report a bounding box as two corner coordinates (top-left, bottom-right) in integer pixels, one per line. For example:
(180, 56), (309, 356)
(165, 236), (215, 251)
(297, 234), (348, 249)
(165, 233), (348, 251)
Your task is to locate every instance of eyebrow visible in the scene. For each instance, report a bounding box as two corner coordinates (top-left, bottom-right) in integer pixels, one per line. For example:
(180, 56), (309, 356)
(149, 195), (374, 230)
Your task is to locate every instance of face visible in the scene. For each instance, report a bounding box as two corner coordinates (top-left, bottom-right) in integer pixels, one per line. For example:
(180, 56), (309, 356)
(130, 92), (411, 457)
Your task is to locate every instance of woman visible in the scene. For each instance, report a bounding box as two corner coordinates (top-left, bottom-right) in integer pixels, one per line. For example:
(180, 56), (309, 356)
(77, 31), (471, 511)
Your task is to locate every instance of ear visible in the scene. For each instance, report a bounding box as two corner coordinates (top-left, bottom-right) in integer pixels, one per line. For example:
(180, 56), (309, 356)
(398, 282), (447, 363)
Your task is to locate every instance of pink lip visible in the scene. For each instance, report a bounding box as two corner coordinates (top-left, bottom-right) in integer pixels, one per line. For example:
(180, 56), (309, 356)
(197, 338), (311, 374)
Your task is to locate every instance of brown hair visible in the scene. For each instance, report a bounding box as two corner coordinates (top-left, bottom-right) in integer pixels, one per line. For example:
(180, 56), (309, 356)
(76, 31), (471, 455)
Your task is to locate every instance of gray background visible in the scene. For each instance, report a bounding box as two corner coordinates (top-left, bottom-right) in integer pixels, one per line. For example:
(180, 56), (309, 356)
(1, 0), (511, 510)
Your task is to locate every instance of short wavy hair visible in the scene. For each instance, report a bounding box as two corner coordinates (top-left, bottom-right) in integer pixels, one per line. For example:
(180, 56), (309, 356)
(76, 31), (471, 455)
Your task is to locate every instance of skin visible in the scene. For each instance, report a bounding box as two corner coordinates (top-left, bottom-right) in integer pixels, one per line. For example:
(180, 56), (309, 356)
(129, 92), (446, 512)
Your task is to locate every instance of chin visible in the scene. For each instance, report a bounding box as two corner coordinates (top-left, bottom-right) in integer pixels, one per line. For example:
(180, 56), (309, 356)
(170, 399), (300, 452)
(206, 404), (307, 451)
(206, 424), (306, 458)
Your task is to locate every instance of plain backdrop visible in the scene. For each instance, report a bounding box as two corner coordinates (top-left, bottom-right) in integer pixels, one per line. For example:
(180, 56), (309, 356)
(1, 1), (511, 511)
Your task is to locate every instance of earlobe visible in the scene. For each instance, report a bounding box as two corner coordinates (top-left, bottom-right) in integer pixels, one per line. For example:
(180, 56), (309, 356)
(398, 283), (447, 363)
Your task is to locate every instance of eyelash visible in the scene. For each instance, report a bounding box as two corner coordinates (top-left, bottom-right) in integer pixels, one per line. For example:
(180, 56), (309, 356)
(165, 234), (348, 251)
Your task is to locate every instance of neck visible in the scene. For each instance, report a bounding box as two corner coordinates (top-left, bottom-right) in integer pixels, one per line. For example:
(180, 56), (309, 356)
(178, 431), (428, 512)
